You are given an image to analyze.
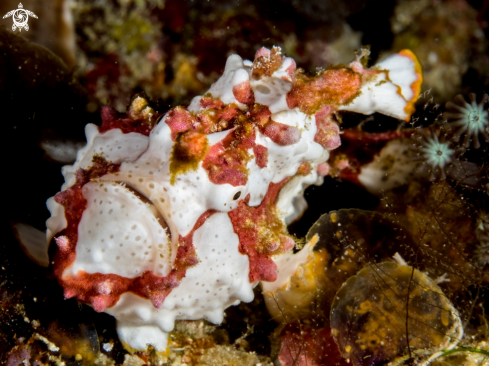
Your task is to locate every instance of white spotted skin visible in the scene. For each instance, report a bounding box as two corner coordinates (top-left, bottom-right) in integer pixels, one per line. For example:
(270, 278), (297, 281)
(358, 139), (421, 195)
(61, 125), (149, 190)
(105, 213), (253, 333)
(71, 181), (172, 278)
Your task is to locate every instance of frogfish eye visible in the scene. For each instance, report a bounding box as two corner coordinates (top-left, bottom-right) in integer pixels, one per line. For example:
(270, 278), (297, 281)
(233, 191), (241, 200)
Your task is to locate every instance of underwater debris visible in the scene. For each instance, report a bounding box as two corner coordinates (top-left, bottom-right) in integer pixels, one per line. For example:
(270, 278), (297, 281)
(375, 175), (489, 352)
(263, 209), (420, 326)
(444, 93), (489, 149)
(12, 223), (50, 267)
(328, 129), (420, 195)
(330, 262), (463, 366)
(379, 179), (484, 290)
(33, 46), (422, 353)
(164, 320), (272, 366)
(1, 293), (112, 366)
(475, 212), (489, 268)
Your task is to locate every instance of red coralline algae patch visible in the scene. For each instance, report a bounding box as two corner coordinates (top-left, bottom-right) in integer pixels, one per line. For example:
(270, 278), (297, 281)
(287, 68), (362, 114)
(278, 324), (348, 366)
(52, 158), (214, 311)
(228, 180), (293, 282)
(6, 344), (32, 366)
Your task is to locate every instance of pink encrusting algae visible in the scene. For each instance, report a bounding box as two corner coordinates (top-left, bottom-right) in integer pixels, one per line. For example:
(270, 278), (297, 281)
(44, 46), (422, 351)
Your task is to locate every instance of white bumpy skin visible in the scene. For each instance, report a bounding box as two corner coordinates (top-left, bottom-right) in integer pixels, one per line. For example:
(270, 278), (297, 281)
(44, 47), (422, 352)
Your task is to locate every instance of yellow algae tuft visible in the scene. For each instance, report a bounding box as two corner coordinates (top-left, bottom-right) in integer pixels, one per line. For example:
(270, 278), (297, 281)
(169, 131), (209, 185)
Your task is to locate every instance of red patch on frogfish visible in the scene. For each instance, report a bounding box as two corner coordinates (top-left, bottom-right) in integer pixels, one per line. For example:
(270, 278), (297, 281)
(216, 105), (240, 123)
(228, 179), (292, 282)
(193, 96), (243, 134)
(202, 129), (252, 186)
(198, 104), (241, 134)
(252, 46), (283, 80)
(232, 81), (255, 105)
(251, 104), (272, 125)
(287, 68), (362, 114)
(250, 102), (300, 146)
(255, 47), (271, 59)
(177, 103), (272, 184)
(253, 144), (268, 168)
(314, 105), (341, 150)
(260, 119), (301, 146)
(284, 58), (297, 78)
(317, 162), (329, 176)
(52, 158), (212, 311)
(165, 107), (197, 140)
(99, 106), (160, 136)
(200, 96), (224, 109)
